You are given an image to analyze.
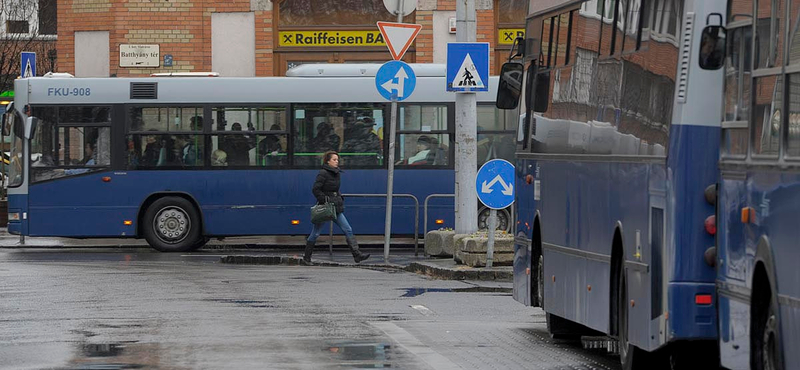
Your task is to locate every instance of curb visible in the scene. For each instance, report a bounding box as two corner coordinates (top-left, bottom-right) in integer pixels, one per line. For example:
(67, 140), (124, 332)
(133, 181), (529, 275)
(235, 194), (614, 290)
(219, 255), (512, 281)
(405, 262), (512, 281)
(218, 255), (404, 270)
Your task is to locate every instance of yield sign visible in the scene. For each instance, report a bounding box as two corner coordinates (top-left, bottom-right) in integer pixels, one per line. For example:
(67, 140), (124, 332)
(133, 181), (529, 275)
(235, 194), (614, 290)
(377, 21), (422, 60)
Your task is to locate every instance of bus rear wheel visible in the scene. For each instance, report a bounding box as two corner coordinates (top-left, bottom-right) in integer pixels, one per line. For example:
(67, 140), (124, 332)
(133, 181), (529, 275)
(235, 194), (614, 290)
(753, 282), (783, 370)
(143, 196), (202, 252)
(617, 261), (667, 370)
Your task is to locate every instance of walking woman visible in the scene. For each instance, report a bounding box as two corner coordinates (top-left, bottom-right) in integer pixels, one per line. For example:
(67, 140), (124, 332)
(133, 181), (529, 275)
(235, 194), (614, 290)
(302, 151), (371, 265)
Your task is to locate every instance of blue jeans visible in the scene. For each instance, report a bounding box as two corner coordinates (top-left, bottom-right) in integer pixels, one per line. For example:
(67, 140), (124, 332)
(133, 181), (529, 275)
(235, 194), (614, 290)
(307, 212), (355, 243)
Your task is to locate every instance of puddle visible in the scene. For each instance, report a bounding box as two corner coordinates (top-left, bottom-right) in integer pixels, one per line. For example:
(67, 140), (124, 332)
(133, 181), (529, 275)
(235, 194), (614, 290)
(204, 298), (276, 308)
(326, 342), (393, 368)
(61, 342), (149, 370)
(400, 286), (512, 297)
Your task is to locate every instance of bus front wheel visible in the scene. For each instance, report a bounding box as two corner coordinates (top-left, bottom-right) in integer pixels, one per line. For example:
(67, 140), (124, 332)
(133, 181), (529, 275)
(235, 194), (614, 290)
(143, 196), (202, 252)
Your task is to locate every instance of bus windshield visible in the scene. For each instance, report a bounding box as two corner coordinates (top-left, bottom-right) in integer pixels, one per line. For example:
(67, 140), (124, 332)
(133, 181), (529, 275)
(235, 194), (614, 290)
(4, 107), (23, 188)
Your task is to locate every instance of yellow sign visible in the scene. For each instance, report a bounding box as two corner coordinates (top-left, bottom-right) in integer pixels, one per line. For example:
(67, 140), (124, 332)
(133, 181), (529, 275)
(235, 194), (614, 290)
(279, 30), (386, 47)
(498, 29), (525, 45)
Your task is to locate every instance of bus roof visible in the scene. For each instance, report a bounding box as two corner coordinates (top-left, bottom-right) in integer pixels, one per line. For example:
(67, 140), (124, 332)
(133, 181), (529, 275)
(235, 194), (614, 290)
(17, 73), (499, 104)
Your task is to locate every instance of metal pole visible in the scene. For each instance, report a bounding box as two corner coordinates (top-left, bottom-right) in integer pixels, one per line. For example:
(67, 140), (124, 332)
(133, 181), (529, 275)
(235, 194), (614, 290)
(328, 221), (334, 255)
(384, 99), (398, 263)
(455, 0), (478, 235)
(382, 1), (406, 262)
(486, 209), (497, 268)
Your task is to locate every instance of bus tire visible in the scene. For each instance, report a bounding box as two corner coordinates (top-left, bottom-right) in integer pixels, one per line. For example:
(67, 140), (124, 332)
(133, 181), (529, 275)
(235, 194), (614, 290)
(188, 237), (210, 251)
(617, 259), (663, 370)
(478, 206), (511, 232)
(752, 270), (784, 370)
(143, 196), (202, 253)
(546, 313), (582, 340)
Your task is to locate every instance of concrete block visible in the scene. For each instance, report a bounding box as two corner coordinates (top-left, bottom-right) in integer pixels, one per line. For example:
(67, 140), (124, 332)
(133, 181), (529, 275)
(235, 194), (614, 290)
(459, 251), (514, 267)
(459, 234), (514, 253)
(452, 234), (473, 263)
(424, 230), (456, 257)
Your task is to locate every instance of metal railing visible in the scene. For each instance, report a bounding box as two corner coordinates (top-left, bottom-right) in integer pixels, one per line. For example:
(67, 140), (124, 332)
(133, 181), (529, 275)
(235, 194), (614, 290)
(327, 193), (420, 256)
(423, 194), (455, 236)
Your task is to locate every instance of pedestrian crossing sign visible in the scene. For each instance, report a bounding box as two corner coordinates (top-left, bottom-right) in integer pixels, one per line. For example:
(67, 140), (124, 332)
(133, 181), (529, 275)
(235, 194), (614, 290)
(446, 43), (489, 93)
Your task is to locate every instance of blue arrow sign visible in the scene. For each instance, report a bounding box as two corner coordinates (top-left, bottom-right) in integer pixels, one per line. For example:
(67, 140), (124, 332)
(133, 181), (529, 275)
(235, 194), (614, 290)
(476, 159), (515, 209)
(21, 52), (36, 78)
(375, 60), (416, 101)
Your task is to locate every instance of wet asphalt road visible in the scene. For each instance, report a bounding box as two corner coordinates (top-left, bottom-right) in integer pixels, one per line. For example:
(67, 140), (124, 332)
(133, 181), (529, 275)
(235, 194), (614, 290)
(0, 248), (622, 370)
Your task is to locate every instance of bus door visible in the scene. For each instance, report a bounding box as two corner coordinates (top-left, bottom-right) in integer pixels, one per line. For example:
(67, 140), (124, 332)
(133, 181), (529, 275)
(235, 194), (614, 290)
(3, 102), (30, 235)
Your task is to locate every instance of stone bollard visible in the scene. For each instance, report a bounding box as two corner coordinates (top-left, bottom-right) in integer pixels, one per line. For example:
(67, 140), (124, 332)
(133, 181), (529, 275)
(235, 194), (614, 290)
(424, 229), (456, 257)
(453, 231), (514, 267)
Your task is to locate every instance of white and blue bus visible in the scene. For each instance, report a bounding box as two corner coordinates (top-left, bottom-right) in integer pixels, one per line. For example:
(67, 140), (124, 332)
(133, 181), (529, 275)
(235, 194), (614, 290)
(495, 0), (727, 368)
(2, 65), (516, 252)
(714, 0), (799, 369)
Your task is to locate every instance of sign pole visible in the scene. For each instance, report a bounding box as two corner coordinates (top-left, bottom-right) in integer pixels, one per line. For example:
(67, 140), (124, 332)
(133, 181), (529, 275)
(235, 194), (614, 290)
(383, 0), (404, 263)
(486, 209), (497, 267)
(384, 97), (397, 263)
(455, 0), (478, 235)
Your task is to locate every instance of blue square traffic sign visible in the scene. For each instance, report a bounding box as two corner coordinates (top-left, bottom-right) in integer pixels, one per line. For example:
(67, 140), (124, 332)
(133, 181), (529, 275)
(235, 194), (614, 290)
(447, 43), (489, 92)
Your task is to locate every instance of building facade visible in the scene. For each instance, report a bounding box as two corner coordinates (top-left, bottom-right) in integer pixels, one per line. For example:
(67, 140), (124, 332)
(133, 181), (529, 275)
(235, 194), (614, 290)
(56, 0), (527, 78)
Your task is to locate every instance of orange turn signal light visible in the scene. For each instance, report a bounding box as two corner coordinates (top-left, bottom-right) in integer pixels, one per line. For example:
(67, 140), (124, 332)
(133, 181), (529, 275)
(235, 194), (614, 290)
(102, 177), (111, 182)
(291, 220), (300, 225)
(123, 220), (133, 225)
(741, 207), (756, 224)
(435, 219), (445, 224)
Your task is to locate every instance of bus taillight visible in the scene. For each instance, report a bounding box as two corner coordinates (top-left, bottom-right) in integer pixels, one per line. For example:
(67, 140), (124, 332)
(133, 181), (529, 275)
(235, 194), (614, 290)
(704, 215), (716, 235)
(695, 294), (712, 305)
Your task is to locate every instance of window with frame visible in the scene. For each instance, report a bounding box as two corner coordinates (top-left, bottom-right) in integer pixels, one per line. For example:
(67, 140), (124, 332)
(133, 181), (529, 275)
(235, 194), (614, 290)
(127, 106), (204, 169)
(721, 2), (753, 157)
(754, 0), (783, 69)
(293, 103), (386, 168)
(6, 20), (28, 34)
(30, 106), (112, 182)
(395, 105), (450, 166)
(210, 106), (287, 167)
(752, 75), (782, 156)
(477, 105), (516, 167)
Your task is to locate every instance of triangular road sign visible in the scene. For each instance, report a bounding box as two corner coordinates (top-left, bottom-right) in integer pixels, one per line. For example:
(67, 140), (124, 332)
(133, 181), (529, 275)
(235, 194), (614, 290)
(377, 21), (422, 61)
(23, 60), (34, 78)
(452, 53), (485, 89)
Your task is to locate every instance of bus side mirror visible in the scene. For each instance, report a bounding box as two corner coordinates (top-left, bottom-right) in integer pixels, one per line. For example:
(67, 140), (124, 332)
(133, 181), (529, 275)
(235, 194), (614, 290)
(496, 62), (524, 109)
(533, 70), (550, 113)
(699, 15), (726, 70)
(25, 116), (38, 140)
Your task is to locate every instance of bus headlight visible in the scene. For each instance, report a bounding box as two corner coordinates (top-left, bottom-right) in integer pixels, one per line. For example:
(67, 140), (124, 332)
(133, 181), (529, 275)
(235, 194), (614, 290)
(8, 212), (20, 221)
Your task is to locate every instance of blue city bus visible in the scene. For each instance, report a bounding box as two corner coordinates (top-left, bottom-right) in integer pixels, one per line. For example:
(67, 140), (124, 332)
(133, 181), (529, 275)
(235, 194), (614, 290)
(495, 0), (727, 368)
(2, 65), (516, 252)
(715, 0), (799, 369)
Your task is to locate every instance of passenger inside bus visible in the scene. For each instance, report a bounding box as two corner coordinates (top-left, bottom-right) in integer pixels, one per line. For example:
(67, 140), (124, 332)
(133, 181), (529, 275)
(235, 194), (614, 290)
(342, 119), (380, 166)
(258, 123), (285, 166)
(221, 122), (256, 166)
(398, 135), (437, 165)
(211, 149), (227, 166)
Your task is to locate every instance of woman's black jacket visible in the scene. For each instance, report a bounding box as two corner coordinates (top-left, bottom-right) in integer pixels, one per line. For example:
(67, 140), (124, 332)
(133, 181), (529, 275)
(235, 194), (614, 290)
(312, 164), (344, 214)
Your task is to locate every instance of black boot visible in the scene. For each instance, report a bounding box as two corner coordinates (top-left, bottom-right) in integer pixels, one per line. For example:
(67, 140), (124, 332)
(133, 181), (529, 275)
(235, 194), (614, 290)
(347, 238), (370, 263)
(301, 241), (314, 266)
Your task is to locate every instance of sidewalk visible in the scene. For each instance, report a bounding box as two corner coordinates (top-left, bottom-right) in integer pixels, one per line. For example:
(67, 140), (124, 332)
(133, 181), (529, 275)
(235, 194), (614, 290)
(219, 247), (513, 281)
(0, 228), (512, 281)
